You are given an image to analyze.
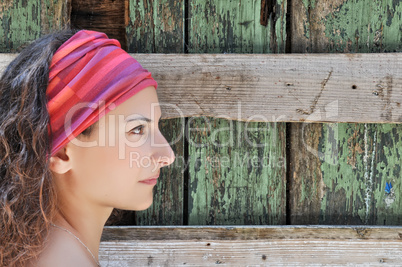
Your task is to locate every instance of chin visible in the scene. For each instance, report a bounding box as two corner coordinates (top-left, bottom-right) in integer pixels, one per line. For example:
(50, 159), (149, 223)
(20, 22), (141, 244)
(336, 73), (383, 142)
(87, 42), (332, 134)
(127, 196), (154, 211)
(115, 191), (154, 211)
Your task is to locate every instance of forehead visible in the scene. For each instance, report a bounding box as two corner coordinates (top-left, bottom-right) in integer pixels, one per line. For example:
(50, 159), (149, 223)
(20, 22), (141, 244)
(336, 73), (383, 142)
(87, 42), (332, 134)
(107, 86), (161, 118)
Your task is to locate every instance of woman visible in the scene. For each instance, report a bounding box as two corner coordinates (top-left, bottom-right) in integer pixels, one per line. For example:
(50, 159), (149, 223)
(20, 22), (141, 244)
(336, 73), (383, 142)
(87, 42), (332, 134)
(0, 29), (175, 266)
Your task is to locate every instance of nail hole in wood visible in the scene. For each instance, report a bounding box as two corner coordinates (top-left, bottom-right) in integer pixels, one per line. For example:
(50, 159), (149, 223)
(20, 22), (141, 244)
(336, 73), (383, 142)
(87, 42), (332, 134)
(352, 85), (357, 89)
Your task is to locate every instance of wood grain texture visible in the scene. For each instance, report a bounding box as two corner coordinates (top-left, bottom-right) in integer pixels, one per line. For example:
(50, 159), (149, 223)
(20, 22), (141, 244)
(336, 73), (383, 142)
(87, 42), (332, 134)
(138, 53), (401, 123)
(99, 240), (402, 265)
(189, 0), (287, 53)
(100, 225), (402, 241)
(187, 0), (287, 225)
(0, 0), (70, 52)
(289, 0), (402, 225)
(71, 0), (127, 50)
(290, 0), (402, 53)
(126, 0), (185, 225)
(99, 226), (402, 265)
(1, 52), (401, 123)
(188, 118), (286, 225)
(127, 0), (184, 53)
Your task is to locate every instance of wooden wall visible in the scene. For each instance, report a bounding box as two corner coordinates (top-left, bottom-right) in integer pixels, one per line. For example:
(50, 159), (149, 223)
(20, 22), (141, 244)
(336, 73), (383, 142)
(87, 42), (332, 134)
(289, 0), (402, 225)
(1, 0), (401, 226)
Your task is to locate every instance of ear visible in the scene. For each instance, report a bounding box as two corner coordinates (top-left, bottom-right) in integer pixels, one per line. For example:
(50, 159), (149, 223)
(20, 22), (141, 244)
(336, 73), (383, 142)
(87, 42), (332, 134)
(49, 146), (72, 174)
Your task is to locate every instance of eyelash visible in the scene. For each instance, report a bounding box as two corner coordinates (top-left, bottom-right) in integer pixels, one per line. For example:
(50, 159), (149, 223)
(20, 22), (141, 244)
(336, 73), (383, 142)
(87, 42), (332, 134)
(130, 125), (145, 135)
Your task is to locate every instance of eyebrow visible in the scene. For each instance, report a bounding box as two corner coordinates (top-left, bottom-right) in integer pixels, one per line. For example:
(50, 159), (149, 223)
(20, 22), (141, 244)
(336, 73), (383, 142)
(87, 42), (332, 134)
(125, 116), (152, 123)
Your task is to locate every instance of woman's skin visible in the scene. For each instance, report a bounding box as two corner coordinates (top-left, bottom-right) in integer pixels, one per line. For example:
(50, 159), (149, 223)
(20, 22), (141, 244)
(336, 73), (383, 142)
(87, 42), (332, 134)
(37, 86), (175, 266)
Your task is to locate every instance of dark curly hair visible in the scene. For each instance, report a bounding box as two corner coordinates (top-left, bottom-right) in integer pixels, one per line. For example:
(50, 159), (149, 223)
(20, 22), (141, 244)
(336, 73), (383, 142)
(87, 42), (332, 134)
(0, 29), (94, 266)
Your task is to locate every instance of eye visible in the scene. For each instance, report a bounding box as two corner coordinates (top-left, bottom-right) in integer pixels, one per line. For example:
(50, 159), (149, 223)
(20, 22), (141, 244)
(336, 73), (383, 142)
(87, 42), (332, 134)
(130, 125), (145, 135)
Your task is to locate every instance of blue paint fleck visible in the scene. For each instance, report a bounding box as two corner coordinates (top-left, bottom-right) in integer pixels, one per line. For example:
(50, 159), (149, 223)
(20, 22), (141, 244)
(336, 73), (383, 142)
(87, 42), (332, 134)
(385, 182), (392, 194)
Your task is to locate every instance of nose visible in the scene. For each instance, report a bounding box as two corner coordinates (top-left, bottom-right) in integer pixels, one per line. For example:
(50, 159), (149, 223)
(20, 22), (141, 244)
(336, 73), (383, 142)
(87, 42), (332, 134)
(152, 130), (175, 168)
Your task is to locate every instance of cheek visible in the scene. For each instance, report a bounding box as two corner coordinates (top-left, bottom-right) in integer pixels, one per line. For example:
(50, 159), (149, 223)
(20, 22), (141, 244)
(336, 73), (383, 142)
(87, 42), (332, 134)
(124, 140), (156, 174)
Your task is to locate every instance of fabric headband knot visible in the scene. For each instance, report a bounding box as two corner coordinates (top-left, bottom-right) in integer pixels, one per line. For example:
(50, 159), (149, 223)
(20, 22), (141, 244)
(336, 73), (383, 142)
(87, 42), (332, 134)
(47, 30), (157, 156)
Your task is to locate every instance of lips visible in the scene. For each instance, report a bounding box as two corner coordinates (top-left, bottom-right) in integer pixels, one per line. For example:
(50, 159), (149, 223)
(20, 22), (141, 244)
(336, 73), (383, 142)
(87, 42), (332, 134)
(139, 172), (160, 185)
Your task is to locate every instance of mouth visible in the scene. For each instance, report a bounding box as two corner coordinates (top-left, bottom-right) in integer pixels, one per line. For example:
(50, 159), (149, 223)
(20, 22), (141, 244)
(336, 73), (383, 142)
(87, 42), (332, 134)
(139, 172), (160, 185)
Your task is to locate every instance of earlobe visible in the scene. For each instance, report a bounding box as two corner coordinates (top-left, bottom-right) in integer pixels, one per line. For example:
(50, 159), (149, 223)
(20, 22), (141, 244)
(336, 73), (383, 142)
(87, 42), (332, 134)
(49, 146), (72, 174)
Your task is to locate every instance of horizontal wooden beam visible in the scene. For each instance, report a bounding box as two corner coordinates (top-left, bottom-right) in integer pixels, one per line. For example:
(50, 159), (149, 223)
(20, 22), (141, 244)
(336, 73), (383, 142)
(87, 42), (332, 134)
(99, 226), (402, 265)
(1, 53), (401, 123)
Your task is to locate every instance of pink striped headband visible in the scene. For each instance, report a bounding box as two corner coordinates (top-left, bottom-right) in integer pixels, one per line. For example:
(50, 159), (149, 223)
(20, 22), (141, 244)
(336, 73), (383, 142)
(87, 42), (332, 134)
(47, 30), (157, 156)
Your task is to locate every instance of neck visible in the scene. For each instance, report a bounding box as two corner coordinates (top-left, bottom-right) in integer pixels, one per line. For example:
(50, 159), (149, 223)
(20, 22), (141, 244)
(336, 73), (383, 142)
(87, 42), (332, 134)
(53, 201), (113, 262)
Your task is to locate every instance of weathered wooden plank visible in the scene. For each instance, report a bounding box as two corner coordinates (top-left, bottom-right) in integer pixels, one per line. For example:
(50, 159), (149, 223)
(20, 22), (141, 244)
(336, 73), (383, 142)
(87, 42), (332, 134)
(99, 240), (402, 265)
(187, 0), (287, 225)
(1, 53), (401, 123)
(291, 123), (402, 225)
(99, 226), (402, 265)
(127, 0), (184, 53)
(71, 0), (127, 50)
(126, 0), (185, 225)
(291, 0), (402, 53)
(189, 0), (287, 53)
(0, 0), (70, 52)
(142, 53), (402, 123)
(289, 0), (402, 225)
(100, 225), (402, 241)
(187, 118), (286, 225)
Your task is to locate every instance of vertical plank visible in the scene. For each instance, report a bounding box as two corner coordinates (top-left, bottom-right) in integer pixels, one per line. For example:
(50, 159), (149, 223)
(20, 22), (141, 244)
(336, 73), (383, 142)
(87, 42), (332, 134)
(127, 0), (184, 53)
(291, 0), (401, 53)
(189, 0), (287, 53)
(71, 0), (127, 50)
(188, 118), (286, 225)
(126, 0), (185, 225)
(187, 0), (287, 225)
(289, 0), (402, 225)
(0, 0), (70, 52)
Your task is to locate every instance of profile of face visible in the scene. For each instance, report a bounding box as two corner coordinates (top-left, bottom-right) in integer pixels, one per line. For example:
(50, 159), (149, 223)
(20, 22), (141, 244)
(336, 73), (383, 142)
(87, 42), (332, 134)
(50, 86), (175, 211)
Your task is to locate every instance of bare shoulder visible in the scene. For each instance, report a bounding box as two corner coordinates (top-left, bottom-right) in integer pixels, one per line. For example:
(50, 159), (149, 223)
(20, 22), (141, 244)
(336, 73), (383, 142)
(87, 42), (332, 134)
(32, 229), (97, 267)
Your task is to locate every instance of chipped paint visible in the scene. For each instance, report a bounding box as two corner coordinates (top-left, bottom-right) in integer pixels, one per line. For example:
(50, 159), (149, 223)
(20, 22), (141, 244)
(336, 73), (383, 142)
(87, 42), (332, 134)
(127, 0), (184, 53)
(189, 119), (286, 225)
(324, 0), (402, 52)
(319, 123), (382, 224)
(0, 1), (41, 52)
(189, 0), (287, 53)
(0, 0), (68, 52)
(291, 0), (402, 225)
(187, 0), (287, 225)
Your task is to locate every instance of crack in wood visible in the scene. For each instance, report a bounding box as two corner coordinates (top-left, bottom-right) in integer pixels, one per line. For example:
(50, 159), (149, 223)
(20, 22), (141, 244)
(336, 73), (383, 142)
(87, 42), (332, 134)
(296, 70), (333, 115)
(354, 227), (369, 238)
(260, 0), (276, 26)
(192, 96), (208, 114)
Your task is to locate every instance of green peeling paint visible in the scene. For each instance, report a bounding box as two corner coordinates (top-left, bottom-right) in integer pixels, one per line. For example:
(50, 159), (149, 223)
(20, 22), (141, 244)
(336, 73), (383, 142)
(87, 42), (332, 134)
(302, 0), (317, 10)
(188, 118), (286, 225)
(188, 0), (287, 225)
(319, 123), (402, 225)
(292, 0), (402, 225)
(324, 0), (402, 52)
(0, 0), (68, 52)
(127, 0), (184, 53)
(0, 1), (41, 52)
(189, 0), (287, 53)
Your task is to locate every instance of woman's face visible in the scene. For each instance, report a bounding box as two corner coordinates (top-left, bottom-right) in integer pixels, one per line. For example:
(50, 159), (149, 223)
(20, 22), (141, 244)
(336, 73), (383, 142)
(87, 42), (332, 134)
(61, 86), (175, 211)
